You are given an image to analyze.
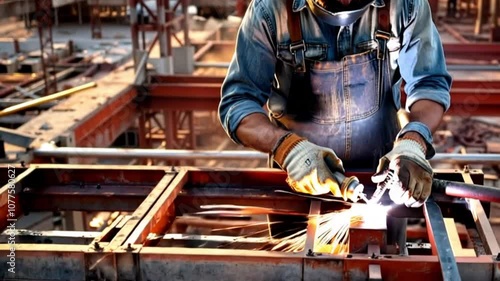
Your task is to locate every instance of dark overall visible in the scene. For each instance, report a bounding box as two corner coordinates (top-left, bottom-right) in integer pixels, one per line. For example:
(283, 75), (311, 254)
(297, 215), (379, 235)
(268, 0), (401, 172)
(268, 0), (408, 253)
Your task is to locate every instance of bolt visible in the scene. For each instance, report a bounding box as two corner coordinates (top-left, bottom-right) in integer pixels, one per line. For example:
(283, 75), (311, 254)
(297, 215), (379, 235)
(346, 254), (353, 258)
(371, 252), (378, 259)
(306, 249), (314, 257)
(20, 161), (26, 168)
(22, 187), (31, 193)
(126, 243), (134, 251)
(94, 242), (101, 251)
(495, 253), (500, 261)
(96, 184), (101, 189)
(463, 165), (470, 173)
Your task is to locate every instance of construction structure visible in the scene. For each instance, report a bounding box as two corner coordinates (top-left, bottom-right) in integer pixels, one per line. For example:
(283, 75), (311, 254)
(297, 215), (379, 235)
(0, 0), (498, 280)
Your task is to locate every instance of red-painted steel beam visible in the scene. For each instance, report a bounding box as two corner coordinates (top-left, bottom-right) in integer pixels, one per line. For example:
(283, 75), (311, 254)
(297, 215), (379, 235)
(148, 77), (500, 115)
(147, 83), (221, 110)
(150, 75), (224, 84)
(443, 43), (500, 61)
(72, 87), (139, 147)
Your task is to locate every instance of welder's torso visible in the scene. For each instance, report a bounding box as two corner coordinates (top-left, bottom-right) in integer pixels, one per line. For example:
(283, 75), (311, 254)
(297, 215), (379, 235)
(268, 4), (400, 171)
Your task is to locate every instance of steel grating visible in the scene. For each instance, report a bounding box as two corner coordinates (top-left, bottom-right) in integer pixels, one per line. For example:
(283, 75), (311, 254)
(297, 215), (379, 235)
(0, 164), (498, 280)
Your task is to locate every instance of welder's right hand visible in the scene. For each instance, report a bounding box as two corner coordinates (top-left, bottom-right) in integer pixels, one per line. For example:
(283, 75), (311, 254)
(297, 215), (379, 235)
(272, 132), (345, 196)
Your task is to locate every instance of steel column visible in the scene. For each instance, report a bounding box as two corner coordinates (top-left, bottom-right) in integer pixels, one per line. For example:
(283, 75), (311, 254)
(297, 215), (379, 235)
(35, 0), (57, 95)
(90, 0), (102, 39)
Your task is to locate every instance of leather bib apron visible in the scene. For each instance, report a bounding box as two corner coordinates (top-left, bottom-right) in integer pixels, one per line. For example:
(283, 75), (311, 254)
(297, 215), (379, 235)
(268, 1), (400, 172)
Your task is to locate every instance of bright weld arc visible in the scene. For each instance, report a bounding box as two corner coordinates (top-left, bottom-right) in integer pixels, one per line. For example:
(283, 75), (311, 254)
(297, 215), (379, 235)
(188, 203), (392, 254)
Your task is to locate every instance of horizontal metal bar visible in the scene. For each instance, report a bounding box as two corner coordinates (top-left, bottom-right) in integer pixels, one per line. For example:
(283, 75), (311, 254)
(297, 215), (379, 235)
(0, 126), (35, 148)
(33, 146), (500, 163)
(430, 153), (500, 164)
(194, 62), (231, 68)
(22, 184), (154, 212)
(0, 229), (99, 244)
(0, 99), (56, 109)
(155, 234), (270, 249)
(33, 145), (269, 160)
(447, 65), (500, 71)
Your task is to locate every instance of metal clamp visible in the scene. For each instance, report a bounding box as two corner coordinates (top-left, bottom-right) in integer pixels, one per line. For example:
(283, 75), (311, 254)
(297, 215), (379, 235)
(290, 40), (307, 73)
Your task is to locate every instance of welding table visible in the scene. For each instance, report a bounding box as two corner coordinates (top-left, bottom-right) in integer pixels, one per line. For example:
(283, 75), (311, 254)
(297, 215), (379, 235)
(0, 164), (498, 281)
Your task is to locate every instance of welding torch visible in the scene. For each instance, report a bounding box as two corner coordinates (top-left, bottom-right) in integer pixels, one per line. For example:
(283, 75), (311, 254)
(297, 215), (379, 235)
(331, 171), (366, 203)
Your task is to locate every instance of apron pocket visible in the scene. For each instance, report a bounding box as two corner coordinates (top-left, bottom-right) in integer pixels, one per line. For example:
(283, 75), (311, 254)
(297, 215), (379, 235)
(309, 62), (345, 124)
(344, 57), (380, 121)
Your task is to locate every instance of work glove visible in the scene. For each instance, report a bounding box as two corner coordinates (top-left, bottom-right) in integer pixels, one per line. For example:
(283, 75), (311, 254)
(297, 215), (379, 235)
(372, 137), (433, 208)
(272, 132), (345, 196)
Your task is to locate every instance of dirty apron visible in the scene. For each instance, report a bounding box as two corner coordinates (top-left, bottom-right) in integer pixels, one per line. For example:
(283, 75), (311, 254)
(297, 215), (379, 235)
(268, 6), (400, 172)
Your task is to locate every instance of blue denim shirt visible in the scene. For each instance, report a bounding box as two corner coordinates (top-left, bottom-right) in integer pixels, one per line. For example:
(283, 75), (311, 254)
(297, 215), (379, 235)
(219, 0), (452, 145)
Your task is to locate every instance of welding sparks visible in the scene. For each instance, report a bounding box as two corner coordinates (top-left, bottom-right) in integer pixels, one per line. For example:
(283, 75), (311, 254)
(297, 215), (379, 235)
(189, 203), (391, 255)
(273, 204), (391, 254)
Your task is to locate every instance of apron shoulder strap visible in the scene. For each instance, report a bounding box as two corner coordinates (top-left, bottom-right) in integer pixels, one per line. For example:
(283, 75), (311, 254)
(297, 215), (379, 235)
(286, 0), (306, 73)
(376, 0), (392, 59)
(377, 0), (391, 34)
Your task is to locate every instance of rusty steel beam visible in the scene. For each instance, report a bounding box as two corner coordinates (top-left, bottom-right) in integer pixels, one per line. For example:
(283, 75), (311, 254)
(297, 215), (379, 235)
(70, 86), (139, 147)
(0, 165), (499, 280)
(123, 169), (188, 246)
(147, 78), (500, 115)
(443, 43), (500, 61)
(21, 184), (153, 212)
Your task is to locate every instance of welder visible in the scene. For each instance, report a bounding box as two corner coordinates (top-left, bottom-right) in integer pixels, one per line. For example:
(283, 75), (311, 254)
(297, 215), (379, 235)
(218, 0), (451, 208)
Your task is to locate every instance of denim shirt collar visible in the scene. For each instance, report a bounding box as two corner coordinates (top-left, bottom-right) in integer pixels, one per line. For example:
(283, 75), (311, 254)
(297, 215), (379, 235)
(292, 0), (385, 12)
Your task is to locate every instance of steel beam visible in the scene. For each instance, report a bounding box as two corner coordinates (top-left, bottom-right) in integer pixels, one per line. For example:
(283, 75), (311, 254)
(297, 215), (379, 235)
(147, 76), (500, 114)
(443, 43), (500, 61)
(0, 230), (100, 244)
(0, 127), (35, 148)
(32, 145), (500, 164)
(35, 0), (57, 95)
(70, 86), (139, 147)
(424, 198), (462, 281)
(0, 165), (498, 280)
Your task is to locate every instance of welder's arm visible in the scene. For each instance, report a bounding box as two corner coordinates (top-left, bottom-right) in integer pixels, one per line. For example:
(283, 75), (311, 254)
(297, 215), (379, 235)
(237, 112), (346, 197)
(220, 2), (345, 197)
(235, 113), (288, 154)
(372, 0), (451, 207)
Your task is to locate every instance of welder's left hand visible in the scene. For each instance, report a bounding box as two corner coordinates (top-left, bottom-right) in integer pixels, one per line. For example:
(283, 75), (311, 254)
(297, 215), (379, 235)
(372, 136), (433, 208)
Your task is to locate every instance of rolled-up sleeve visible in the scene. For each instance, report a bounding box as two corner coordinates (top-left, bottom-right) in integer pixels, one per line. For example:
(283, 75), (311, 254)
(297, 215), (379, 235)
(398, 0), (452, 112)
(218, 0), (278, 144)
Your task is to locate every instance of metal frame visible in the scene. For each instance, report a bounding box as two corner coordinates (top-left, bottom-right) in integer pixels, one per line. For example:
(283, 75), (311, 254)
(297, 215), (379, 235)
(129, 0), (191, 73)
(0, 164), (498, 280)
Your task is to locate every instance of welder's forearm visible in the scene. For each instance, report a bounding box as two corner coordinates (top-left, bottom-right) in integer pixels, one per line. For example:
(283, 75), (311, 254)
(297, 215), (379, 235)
(408, 100), (445, 133)
(235, 113), (289, 153)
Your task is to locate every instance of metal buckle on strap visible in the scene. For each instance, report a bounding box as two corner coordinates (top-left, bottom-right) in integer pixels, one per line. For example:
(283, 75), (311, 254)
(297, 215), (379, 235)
(290, 40), (306, 53)
(375, 30), (392, 41)
(375, 30), (391, 60)
(290, 40), (306, 73)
